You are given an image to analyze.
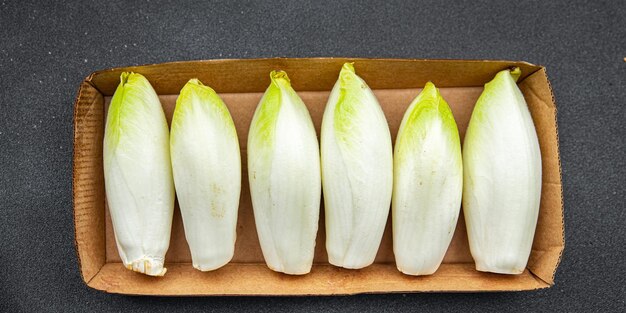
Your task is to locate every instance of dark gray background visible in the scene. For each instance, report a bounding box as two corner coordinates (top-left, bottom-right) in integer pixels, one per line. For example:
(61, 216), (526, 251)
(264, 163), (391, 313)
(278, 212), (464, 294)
(1, 0), (624, 312)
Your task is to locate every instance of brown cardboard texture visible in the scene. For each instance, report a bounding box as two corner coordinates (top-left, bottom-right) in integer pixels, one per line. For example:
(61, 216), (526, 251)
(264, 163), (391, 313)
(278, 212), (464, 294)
(73, 58), (564, 295)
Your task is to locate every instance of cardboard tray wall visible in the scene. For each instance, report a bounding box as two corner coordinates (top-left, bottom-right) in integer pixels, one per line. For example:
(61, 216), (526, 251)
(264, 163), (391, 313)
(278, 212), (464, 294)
(72, 58), (564, 295)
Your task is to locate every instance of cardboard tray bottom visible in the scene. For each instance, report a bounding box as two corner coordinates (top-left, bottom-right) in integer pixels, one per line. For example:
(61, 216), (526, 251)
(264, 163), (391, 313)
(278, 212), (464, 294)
(87, 263), (548, 295)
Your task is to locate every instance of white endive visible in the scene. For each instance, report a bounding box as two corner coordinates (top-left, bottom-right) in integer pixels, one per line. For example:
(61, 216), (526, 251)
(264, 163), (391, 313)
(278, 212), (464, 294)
(321, 63), (393, 269)
(248, 71), (321, 275)
(170, 79), (241, 271)
(392, 82), (463, 276)
(103, 72), (174, 276)
(463, 67), (542, 275)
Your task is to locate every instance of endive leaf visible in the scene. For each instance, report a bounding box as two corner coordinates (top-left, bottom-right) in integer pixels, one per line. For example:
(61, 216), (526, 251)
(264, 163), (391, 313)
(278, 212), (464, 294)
(322, 63), (393, 269)
(392, 82), (462, 275)
(463, 68), (542, 274)
(103, 72), (174, 276)
(248, 71), (321, 275)
(170, 79), (241, 271)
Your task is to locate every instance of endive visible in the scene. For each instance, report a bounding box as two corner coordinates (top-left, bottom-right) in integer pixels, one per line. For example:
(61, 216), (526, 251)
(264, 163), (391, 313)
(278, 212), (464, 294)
(463, 68), (542, 275)
(170, 79), (241, 271)
(392, 82), (462, 276)
(248, 71), (321, 275)
(321, 63), (393, 269)
(103, 72), (174, 276)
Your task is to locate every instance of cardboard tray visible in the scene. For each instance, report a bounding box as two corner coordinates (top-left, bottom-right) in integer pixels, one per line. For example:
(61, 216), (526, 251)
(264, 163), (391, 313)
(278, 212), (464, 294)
(72, 58), (564, 295)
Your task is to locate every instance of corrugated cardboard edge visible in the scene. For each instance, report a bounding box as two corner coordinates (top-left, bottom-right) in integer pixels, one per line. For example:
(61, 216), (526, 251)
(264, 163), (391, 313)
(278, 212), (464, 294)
(519, 67), (565, 285)
(72, 79), (106, 284)
(545, 67), (566, 283)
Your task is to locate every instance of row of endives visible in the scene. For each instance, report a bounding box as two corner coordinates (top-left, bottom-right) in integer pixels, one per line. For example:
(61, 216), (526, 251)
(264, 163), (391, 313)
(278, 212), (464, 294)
(103, 63), (541, 277)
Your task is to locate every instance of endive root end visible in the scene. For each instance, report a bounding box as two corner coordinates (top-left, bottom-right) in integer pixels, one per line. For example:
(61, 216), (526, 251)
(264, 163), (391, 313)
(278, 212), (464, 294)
(192, 258), (232, 272)
(397, 267), (437, 276)
(475, 262), (524, 275)
(125, 257), (167, 276)
(266, 263), (311, 275)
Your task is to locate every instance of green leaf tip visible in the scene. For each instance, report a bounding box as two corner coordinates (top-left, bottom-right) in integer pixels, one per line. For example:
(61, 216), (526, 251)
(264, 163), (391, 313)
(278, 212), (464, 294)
(174, 78), (230, 124)
(510, 67), (521, 82)
(172, 77), (236, 147)
(105, 71), (161, 158)
(405, 81), (454, 128)
(120, 72), (132, 85)
(422, 81), (438, 97)
(187, 78), (204, 86)
(270, 70), (291, 85)
(249, 71), (290, 147)
(339, 62), (357, 83)
(333, 62), (376, 148)
(342, 62), (355, 72)
(181, 78), (217, 95)
(396, 81), (461, 163)
(494, 67), (521, 83)
(119, 72), (151, 87)
(472, 67), (525, 128)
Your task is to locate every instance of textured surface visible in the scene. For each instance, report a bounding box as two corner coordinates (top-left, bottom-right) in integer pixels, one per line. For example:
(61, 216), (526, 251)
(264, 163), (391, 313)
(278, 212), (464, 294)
(0, 0), (624, 312)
